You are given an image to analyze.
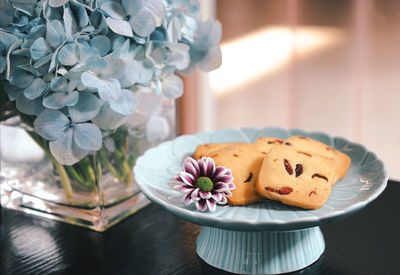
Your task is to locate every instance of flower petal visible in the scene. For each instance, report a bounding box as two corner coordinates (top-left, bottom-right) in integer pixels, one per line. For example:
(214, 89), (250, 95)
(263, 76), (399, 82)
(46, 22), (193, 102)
(43, 91), (79, 109)
(46, 20), (66, 48)
(145, 114), (170, 143)
(73, 123), (102, 151)
(183, 191), (194, 205)
(108, 88), (137, 115)
(195, 199), (208, 212)
(161, 74), (183, 99)
(49, 130), (88, 165)
(184, 160), (198, 178)
(90, 35), (111, 57)
(179, 184), (194, 193)
(9, 69), (34, 89)
(144, 0), (166, 26)
(81, 72), (121, 101)
(206, 198), (217, 212)
(218, 196), (228, 205)
(101, 1), (125, 20)
(179, 172), (195, 185)
(106, 17), (133, 37)
(30, 37), (51, 60)
(34, 109), (69, 141)
(211, 192), (223, 202)
(68, 92), (101, 122)
(130, 10), (156, 37)
(198, 44), (222, 72)
(191, 188), (200, 201)
(16, 94), (45, 116)
(49, 0), (69, 8)
(50, 76), (68, 92)
(58, 43), (78, 66)
(199, 191), (211, 200)
(92, 102), (130, 130)
(23, 78), (48, 100)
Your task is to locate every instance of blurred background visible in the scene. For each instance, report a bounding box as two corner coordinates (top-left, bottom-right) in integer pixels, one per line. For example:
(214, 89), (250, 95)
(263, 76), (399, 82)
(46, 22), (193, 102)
(178, 0), (400, 180)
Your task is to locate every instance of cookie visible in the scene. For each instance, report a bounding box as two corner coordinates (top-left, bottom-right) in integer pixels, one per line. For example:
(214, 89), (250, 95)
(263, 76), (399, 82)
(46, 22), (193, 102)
(255, 144), (336, 209)
(283, 136), (351, 183)
(253, 137), (283, 156)
(193, 143), (229, 160)
(206, 143), (264, 205)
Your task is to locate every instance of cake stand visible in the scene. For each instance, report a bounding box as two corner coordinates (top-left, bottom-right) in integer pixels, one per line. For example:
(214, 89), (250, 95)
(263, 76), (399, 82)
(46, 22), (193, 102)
(134, 127), (388, 274)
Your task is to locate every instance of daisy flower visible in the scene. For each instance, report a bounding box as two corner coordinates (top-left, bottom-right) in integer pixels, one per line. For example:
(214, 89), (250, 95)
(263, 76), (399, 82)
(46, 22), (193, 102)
(174, 156), (235, 212)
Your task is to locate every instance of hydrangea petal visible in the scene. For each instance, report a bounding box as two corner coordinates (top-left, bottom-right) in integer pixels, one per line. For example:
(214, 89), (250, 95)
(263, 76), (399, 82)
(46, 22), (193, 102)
(46, 20), (66, 48)
(49, 130), (88, 165)
(101, 1), (125, 20)
(4, 83), (21, 101)
(34, 109), (69, 141)
(0, 56), (5, 74)
(92, 103), (129, 130)
(144, 0), (166, 26)
(130, 10), (156, 37)
(23, 78), (48, 100)
(9, 69), (34, 89)
(30, 37), (51, 60)
(58, 43), (78, 66)
(90, 36), (111, 56)
(85, 57), (107, 75)
(49, 76), (66, 91)
(16, 93), (45, 116)
(33, 53), (52, 68)
(136, 60), (154, 84)
(63, 4), (78, 38)
(68, 92), (101, 122)
(198, 44), (222, 72)
(122, 0), (143, 16)
(73, 123), (102, 151)
(81, 72), (121, 101)
(102, 57), (126, 79)
(49, 0), (69, 8)
(145, 114), (170, 143)
(108, 88), (137, 115)
(161, 74), (183, 99)
(105, 17), (133, 37)
(118, 60), (139, 88)
(43, 91), (79, 109)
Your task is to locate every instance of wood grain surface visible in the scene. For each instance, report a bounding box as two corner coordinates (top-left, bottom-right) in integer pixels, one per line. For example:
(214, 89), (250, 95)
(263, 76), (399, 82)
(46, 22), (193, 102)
(1, 180), (399, 275)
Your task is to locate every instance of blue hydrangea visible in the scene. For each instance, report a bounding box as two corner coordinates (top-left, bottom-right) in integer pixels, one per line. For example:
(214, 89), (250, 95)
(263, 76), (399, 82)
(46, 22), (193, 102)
(0, 0), (222, 165)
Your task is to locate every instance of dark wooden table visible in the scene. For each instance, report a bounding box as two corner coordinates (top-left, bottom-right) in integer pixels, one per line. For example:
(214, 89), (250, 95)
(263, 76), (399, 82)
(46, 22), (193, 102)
(1, 180), (399, 275)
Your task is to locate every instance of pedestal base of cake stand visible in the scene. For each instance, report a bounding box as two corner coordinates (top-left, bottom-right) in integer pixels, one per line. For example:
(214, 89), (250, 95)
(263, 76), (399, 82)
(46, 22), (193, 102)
(196, 226), (325, 274)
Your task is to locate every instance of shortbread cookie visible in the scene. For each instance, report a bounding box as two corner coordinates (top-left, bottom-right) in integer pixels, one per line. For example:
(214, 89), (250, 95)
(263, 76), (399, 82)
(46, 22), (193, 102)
(193, 143), (229, 160)
(206, 143), (264, 205)
(256, 144), (336, 209)
(283, 136), (351, 183)
(253, 137), (283, 156)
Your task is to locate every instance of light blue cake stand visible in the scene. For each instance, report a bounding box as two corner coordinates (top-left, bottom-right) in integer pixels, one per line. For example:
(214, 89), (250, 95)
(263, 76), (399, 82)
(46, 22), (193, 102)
(134, 127), (388, 274)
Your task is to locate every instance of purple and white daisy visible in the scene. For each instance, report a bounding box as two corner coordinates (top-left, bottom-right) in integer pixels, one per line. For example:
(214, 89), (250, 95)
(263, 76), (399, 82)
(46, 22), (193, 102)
(174, 156), (235, 212)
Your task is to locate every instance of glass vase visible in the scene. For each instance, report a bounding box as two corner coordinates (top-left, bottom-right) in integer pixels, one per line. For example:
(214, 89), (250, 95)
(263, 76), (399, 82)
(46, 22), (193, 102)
(0, 94), (176, 231)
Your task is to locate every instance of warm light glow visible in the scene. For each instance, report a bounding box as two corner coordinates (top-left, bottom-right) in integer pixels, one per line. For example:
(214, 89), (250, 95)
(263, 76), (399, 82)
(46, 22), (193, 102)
(209, 26), (344, 96)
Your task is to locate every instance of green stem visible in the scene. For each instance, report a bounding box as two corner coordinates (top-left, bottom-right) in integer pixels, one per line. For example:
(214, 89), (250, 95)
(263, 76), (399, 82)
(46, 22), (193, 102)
(99, 151), (122, 179)
(54, 161), (73, 199)
(65, 166), (85, 185)
(25, 130), (74, 199)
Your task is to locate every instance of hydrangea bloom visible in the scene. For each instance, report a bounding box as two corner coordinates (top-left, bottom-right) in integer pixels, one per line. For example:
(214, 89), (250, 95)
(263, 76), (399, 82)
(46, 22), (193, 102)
(0, 0), (222, 165)
(174, 157), (235, 212)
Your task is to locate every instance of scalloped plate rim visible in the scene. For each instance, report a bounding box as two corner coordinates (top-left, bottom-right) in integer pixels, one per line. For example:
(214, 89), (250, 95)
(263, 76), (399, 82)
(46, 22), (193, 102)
(134, 127), (389, 231)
